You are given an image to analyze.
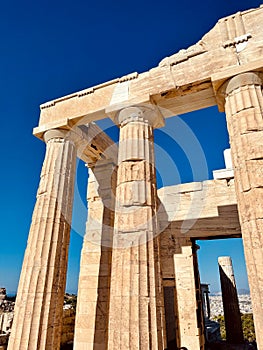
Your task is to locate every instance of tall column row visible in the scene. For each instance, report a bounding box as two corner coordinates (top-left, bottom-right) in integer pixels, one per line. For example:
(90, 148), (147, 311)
(221, 72), (263, 350)
(8, 105), (168, 350)
(8, 129), (77, 350)
(10, 72), (263, 350)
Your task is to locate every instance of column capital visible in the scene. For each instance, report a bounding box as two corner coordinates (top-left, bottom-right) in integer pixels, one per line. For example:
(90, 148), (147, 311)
(43, 128), (76, 143)
(218, 256), (233, 266)
(112, 105), (165, 128)
(221, 72), (263, 95)
(213, 71), (263, 112)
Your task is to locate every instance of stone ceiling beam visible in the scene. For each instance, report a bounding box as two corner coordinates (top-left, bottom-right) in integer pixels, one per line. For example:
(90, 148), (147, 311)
(158, 178), (241, 240)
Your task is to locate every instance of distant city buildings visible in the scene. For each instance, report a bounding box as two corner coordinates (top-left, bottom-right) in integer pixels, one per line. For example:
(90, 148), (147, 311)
(210, 294), (252, 318)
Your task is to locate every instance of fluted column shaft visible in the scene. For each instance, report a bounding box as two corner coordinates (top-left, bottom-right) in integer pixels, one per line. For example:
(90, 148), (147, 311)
(74, 162), (116, 350)
(222, 72), (263, 349)
(8, 129), (77, 350)
(218, 256), (243, 343)
(108, 107), (165, 350)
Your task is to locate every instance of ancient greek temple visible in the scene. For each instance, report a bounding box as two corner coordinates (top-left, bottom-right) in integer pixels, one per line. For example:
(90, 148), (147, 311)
(8, 5), (263, 350)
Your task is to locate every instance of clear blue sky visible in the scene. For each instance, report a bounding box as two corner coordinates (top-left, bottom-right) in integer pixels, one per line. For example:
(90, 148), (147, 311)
(0, 0), (261, 294)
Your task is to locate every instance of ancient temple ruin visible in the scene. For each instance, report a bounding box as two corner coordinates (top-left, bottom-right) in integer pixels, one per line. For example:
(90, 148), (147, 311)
(8, 5), (263, 350)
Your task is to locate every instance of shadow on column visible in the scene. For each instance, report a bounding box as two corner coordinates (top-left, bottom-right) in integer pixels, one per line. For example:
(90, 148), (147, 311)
(218, 256), (244, 345)
(93, 205), (114, 349)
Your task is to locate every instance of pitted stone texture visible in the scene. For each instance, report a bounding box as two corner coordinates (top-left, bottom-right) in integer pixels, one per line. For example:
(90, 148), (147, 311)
(108, 107), (165, 350)
(8, 131), (76, 350)
(223, 72), (263, 350)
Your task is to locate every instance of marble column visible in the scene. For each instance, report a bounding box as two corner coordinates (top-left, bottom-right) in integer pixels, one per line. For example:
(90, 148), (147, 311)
(218, 256), (243, 343)
(74, 161), (117, 350)
(220, 72), (263, 349)
(173, 238), (205, 350)
(8, 129), (77, 350)
(107, 106), (165, 350)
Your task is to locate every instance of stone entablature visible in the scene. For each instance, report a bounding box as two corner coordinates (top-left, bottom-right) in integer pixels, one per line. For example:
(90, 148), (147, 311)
(34, 6), (263, 135)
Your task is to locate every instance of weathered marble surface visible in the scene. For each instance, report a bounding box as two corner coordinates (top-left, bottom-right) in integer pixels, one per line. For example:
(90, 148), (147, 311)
(9, 5), (263, 350)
